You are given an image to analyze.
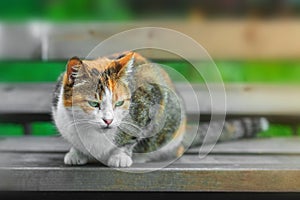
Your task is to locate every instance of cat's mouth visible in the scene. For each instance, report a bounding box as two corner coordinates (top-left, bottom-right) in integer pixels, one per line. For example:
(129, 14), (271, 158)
(99, 124), (115, 129)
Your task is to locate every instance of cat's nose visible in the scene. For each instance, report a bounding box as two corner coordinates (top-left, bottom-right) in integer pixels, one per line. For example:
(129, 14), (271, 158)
(102, 118), (113, 125)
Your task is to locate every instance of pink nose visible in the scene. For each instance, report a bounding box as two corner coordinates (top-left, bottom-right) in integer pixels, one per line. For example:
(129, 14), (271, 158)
(103, 118), (113, 125)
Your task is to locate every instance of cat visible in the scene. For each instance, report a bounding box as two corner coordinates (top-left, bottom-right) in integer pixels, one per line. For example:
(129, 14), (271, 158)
(52, 52), (269, 167)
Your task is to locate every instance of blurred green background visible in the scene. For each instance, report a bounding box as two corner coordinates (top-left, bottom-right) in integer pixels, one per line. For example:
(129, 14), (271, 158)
(2, 0), (300, 21)
(0, 0), (299, 137)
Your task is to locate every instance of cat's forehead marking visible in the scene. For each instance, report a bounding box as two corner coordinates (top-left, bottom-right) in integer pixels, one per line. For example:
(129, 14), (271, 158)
(75, 56), (131, 101)
(95, 74), (114, 100)
(96, 87), (113, 108)
(103, 87), (112, 100)
(95, 79), (104, 99)
(98, 68), (117, 91)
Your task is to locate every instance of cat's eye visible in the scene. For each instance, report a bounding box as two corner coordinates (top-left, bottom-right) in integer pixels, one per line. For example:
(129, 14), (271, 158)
(115, 100), (124, 107)
(88, 101), (100, 108)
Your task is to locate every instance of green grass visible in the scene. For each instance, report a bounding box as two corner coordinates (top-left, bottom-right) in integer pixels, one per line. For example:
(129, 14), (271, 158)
(0, 122), (58, 137)
(162, 60), (300, 83)
(0, 0), (133, 22)
(32, 122), (59, 136)
(0, 123), (24, 136)
(257, 124), (295, 138)
(0, 61), (65, 82)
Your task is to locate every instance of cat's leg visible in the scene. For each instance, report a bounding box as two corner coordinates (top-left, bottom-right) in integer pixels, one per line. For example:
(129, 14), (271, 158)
(64, 147), (89, 165)
(107, 147), (133, 167)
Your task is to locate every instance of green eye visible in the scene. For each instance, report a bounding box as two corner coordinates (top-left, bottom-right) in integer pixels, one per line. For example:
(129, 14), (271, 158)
(115, 100), (124, 107)
(88, 101), (100, 108)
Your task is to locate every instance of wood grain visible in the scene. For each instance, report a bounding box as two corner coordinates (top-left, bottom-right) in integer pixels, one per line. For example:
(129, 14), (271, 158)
(1, 153), (300, 191)
(44, 20), (300, 60)
(1, 136), (300, 155)
(1, 20), (300, 60)
(1, 137), (300, 191)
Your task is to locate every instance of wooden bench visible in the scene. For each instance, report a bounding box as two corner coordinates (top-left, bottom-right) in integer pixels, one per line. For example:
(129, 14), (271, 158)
(1, 21), (300, 196)
(0, 82), (300, 194)
(1, 136), (300, 192)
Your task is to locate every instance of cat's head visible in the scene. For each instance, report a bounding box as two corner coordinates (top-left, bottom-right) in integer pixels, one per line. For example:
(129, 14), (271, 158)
(62, 52), (135, 129)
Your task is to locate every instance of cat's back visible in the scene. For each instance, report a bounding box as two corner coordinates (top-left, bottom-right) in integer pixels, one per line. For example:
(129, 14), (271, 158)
(132, 60), (175, 91)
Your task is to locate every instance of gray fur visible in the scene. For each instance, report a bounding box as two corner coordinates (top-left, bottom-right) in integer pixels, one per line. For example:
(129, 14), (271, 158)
(52, 73), (63, 111)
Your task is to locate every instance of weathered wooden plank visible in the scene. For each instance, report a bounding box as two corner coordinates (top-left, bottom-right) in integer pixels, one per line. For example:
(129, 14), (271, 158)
(1, 137), (300, 155)
(189, 137), (300, 155)
(2, 152), (300, 166)
(0, 153), (300, 191)
(1, 83), (299, 116)
(43, 20), (300, 60)
(0, 136), (69, 153)
(0, 23), (42, 60)
(178, 83), (300, 116)
(0, 84), (52, 113)
(1, 20), (300, 60)
(1, 137), (300, 191)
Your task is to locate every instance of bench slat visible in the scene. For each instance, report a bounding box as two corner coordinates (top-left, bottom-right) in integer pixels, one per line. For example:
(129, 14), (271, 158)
(1, 137), (300, 191)
(2, 152), (300, 166)
(0, 84), (52, 113)
(1, 153), (300, 191)
(2, 20), (300, 60)
(188, 137), (300, 155)
(1, 83), (299, 116)
(2, 154), (300, 169)
(1, 136), (300, 155)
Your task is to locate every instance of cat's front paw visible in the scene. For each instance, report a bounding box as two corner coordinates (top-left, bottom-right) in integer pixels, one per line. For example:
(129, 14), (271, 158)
(64, 148), (88, 165)
(107, 153), (133, 167)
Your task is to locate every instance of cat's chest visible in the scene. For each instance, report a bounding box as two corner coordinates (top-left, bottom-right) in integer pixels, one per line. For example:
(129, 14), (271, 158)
(56, 106), (118, 158)
(76, 127), (117, 159)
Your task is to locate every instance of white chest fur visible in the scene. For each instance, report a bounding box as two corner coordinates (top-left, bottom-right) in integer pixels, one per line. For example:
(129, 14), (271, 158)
(52, 88), (117, 163)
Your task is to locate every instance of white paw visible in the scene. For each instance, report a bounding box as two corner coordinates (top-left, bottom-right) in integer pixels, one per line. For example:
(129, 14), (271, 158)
(107, 153), (133, 168)
(64, 150), (88, 165)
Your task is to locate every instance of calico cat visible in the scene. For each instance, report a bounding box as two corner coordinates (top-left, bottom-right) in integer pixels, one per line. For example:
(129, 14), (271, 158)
(52, 52), (268, 167)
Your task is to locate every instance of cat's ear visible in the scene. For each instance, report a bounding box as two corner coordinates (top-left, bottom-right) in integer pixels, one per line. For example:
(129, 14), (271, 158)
(66, 56), (83, 84)
(114, 52), (134, 78)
